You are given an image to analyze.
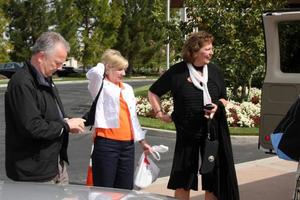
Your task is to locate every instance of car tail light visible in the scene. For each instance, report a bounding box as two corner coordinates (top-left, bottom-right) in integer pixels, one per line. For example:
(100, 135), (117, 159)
(265, 135), (271, 141)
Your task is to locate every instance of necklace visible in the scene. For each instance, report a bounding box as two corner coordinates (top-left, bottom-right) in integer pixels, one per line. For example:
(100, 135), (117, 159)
(192, 64), (204, 72)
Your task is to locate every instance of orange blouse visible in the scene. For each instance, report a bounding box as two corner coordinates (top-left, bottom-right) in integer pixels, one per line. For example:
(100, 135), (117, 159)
(95, 90), (133, 141)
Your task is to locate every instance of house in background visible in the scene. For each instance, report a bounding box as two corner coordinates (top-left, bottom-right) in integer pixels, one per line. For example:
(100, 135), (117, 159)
(64, 57), (80, 69)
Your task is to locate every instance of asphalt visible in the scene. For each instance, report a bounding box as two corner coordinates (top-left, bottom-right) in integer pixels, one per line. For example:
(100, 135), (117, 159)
(140, 156), (299, 200)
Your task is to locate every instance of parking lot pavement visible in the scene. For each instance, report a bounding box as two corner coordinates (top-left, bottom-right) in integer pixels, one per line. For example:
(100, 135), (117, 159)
(141, 156), (298, 200)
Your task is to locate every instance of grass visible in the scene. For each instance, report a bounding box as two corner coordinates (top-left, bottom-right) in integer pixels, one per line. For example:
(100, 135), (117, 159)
(230, 127), (259, 136)
(134, 85), (151, 97)
(138, 116), (259, 136)
(0, 79), (9, 84)
(138, 116), (176, 131)
(53, 77), (86, 82)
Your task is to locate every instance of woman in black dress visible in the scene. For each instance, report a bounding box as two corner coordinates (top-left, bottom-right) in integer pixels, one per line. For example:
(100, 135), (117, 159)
(148, 31), (239, 200)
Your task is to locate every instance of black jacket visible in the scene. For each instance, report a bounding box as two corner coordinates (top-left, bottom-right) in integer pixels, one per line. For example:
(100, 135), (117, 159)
(207, 102), (240, 200)
(5, 61), (70, 182)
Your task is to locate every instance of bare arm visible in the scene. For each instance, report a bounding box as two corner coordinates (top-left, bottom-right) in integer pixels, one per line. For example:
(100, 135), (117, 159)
(219, 98), (228, 107)
(148, 91), (172, 123)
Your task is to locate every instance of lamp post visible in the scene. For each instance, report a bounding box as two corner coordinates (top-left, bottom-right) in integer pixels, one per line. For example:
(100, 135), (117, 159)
(167, 0), (185, 69)
(166, 0), (170, 69)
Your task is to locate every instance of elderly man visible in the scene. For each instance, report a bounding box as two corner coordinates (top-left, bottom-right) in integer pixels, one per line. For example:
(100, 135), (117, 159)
(5, 31), (85, 184)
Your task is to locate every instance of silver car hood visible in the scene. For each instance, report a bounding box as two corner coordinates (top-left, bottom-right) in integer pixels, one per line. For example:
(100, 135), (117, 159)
(0, 181), (175, 200)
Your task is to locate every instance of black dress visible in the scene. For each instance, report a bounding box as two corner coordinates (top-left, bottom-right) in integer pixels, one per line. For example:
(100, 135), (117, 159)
(149, 61), (227, 191)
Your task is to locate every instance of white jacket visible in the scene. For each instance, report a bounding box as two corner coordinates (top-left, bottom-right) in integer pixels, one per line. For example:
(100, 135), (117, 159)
(86, 63), (145, 142)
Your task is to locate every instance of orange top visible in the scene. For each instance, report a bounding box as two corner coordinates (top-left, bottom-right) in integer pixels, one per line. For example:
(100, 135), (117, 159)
(96, 86), (133, 141)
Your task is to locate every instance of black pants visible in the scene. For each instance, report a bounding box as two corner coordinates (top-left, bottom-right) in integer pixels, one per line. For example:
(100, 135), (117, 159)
(92, 136), (135, 189)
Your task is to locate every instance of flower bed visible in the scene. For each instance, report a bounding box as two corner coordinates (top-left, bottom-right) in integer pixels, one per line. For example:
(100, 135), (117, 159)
(136, 87), (261, 128)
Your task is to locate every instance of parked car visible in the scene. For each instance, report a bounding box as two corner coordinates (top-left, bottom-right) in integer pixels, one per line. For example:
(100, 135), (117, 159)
(0, 62), (24, 78)
(0, 62), (79, 78)
(55, 66), (78, 77)
(0, 181), (175, 200)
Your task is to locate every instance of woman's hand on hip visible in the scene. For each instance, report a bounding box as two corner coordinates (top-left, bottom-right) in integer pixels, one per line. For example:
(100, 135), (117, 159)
(156, 112), (173, 123)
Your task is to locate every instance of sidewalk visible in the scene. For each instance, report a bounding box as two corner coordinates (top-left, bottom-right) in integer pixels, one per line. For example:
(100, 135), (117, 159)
(141, 156), (298, 200)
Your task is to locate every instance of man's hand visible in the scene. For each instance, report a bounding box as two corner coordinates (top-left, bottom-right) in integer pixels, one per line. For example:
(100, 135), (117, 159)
(65, 118), (86, 133)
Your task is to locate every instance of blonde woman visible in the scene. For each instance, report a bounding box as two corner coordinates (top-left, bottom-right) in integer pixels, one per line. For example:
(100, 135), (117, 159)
(86, 49), (151, 189)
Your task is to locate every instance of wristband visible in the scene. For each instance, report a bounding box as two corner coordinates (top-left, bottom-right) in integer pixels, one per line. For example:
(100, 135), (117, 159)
(155, 110), (163, 118)
(155, 109), (162, 115)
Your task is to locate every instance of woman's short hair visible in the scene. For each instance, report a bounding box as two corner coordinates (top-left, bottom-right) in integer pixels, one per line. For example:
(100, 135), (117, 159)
(102, 49), (128, 70)
(182, 31), (214, 63)
(101, 49), (121, 63)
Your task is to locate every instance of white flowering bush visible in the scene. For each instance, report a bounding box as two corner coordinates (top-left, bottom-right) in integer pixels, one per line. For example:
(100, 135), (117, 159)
(225, 87), (261, 127)
(136, 96), (153, 117)
(136, 87), (261, 128)
(248, 87), (261, 104)
(136, 96), (173, 117)
(226, 101), (260, 127)
(161, 97), (174, 115)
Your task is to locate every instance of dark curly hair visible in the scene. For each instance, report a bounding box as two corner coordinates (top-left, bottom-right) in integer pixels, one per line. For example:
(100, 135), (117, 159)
(182, 31), (214, 63)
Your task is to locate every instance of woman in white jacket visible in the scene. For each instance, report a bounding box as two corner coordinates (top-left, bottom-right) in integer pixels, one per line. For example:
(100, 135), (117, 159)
(86, 49), (151, 189)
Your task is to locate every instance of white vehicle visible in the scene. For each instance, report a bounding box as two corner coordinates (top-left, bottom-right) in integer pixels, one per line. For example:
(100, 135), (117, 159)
(259, 8), (300, 151)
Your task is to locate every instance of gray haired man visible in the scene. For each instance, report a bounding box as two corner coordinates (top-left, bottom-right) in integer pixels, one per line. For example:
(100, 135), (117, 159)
(5, 32), (85, 184)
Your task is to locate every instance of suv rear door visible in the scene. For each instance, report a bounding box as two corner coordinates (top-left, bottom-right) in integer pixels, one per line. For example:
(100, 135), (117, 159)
(259, 10), (300, 150)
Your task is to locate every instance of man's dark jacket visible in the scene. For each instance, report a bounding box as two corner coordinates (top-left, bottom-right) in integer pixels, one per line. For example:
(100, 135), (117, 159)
(273, 96), (300, 161)
(5, 61), (70, 182)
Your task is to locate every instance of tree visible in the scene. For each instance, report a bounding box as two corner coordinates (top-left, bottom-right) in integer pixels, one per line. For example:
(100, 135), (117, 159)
(73, 0), (123, 70)
(0, 2), (12, 63)
(2, 0), (52, 61)
(184, 0), (287, 101)
(115, 0), (167, 76)
(53, 0), (81, 60)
